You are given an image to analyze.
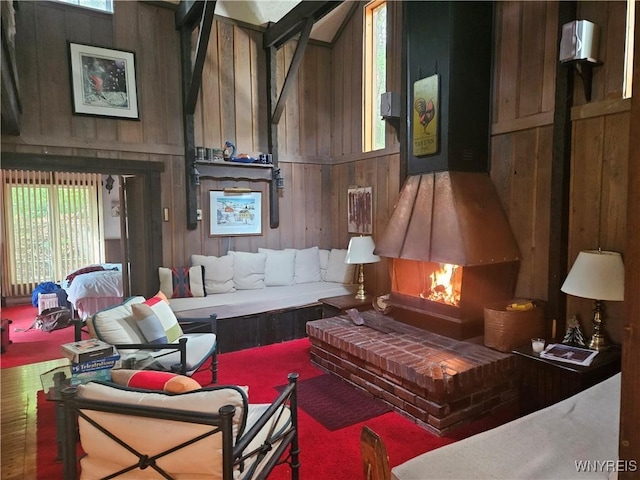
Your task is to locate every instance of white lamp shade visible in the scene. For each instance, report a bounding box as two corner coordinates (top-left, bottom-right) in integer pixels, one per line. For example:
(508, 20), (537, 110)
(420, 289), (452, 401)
(561, 250), (625, 301)
(345, 236), (381, 265)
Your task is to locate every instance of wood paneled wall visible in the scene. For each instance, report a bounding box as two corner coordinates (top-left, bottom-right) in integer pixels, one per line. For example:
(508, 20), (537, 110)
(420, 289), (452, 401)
(1, 1), (632, 336)
(3, 1), (183, 156)
(489, 1), (630, 344)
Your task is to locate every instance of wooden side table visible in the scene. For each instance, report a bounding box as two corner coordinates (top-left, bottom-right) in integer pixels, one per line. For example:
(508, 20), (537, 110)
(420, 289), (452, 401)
(512, 342), (621, 415)
(318, 294), (373, 318)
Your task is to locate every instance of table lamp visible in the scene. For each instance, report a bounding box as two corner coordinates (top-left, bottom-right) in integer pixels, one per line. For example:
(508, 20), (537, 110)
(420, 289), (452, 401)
(345, 236), (380, 300)
(560, 249), (625, 351)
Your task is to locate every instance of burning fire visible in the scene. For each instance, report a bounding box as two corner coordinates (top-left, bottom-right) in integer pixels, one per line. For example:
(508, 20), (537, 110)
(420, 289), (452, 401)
(420, 263), (461, 307)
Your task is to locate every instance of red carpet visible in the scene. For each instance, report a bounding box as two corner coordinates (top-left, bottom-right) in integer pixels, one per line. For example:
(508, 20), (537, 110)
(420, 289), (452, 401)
(1, 305), (79, 369)
(36, 338), (517, 479)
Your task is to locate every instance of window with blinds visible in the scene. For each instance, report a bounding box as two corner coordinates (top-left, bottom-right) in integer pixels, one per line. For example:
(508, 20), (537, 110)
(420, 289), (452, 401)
(1, 170), (105, 297)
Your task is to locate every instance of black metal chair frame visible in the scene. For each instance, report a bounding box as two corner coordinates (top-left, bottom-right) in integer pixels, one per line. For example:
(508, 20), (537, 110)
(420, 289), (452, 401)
(72, 314), (218, 384)
(61, 373), (300, 480)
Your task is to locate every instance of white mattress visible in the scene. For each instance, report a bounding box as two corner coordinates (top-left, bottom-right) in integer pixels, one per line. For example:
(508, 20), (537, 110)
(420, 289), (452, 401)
(392, 373), (621, 480)
(169, 281), (356, 319)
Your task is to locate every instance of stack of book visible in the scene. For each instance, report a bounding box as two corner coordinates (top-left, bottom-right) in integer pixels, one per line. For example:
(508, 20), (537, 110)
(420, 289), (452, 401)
(61, 339), (120, 385)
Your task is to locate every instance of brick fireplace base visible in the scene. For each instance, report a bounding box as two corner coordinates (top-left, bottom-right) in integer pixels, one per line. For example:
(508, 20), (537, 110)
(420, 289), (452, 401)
(306, 311), (520, 436)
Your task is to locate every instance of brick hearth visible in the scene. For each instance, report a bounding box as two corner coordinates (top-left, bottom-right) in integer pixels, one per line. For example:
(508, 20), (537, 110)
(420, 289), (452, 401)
(306, 311), (520, 436)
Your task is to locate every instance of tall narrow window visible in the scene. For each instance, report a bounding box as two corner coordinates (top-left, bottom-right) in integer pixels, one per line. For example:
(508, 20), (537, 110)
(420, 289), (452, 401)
(623, 0), (635, 98)
(364, 1), (387, 152)
(2, 171), (104, 297)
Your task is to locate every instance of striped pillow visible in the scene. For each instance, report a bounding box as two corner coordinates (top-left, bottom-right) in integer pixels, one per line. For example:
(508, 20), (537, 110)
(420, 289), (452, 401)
(158, 266), (205, 299)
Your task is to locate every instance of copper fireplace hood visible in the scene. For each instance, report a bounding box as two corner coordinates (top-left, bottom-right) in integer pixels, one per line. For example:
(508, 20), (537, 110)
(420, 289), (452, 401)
(375, 171), (520, 266)
(374, 171), (521, 339)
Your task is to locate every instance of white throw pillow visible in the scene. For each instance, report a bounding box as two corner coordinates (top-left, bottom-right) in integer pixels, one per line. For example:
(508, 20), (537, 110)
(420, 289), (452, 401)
(292, 246), (322, 284)
(191, 254), (235, 294)
(319, 249), (330, 280)
(324, 248), (357, 284)
(228, 251), (266, 290)
(258, 248), (296, 286)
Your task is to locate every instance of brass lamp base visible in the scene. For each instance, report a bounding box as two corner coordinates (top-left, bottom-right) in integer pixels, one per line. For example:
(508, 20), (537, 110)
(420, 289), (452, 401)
(588, 299), (610, 351)
(355, 264), (367, 300)
(588, 332), (610, 351)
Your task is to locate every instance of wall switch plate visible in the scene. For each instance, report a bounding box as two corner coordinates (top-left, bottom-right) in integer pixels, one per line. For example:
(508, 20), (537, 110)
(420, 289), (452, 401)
(196, 209), (202, 221)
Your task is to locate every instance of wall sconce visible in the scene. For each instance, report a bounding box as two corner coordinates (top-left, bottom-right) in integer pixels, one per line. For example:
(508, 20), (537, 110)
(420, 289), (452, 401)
(223, 187), (251, 194)
(273, 167), (284, 189)
(559, 20), (601, 101)
(190, 163), (201, 186)
(561, 249), (625, 351)
(104, 175), (115, 194)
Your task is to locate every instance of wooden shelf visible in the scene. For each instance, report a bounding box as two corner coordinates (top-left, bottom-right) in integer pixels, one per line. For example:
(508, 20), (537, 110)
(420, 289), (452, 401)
(195, 161), (273, 181)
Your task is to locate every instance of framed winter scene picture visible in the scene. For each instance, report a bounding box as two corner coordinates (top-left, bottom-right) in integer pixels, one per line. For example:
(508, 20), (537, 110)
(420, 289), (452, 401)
(209, 190), (262, 237)
(68, 42), (139, 120)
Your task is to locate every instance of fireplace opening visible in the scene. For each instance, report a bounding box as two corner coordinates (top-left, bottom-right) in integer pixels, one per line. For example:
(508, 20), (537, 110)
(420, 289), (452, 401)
(392, 258), (462, 307)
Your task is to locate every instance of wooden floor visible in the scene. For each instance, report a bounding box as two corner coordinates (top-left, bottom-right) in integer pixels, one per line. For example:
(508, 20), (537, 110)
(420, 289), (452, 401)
(1, 358), (68, 480)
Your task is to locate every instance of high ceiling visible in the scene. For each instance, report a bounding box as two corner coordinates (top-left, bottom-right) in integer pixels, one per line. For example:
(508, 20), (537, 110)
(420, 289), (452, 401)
(213, 0), (353, 43)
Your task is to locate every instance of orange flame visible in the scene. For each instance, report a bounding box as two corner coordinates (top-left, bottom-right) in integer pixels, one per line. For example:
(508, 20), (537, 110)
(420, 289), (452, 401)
(421, 263), (461, 307)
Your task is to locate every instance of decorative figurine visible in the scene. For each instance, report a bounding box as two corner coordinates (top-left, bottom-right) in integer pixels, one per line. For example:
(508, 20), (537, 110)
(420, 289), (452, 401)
(562, 315), (586, 346)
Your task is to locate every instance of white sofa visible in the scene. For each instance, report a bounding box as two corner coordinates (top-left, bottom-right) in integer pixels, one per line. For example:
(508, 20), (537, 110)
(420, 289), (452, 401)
(162, 247), (357, 320)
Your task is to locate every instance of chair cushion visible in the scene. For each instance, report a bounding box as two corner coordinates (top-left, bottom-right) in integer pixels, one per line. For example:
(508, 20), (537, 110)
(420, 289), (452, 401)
(258, 248), (296, 286)
(110, 369), (202, 393)
(158, 266), (205, 298)
(76, 382), (248, 477)
(191, 254), (235, 294)
(147, 333), (216, 375)
(90, 296), (146, 345)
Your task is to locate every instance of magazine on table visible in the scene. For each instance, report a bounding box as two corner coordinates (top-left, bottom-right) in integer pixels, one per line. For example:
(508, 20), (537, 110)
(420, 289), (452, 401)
(539, 343), (599, 366)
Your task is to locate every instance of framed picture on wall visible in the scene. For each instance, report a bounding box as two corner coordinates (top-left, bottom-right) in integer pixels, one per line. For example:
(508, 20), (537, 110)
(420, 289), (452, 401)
(348, 186), (373, 235)
(209, 190), (262, 236)
(68, 42), (139, 120)
(412, 74), (439, 156)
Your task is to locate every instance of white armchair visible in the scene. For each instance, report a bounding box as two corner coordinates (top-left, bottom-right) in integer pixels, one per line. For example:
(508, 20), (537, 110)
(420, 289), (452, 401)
(84, 295), (218, 384)
(60, 374), (300, 480)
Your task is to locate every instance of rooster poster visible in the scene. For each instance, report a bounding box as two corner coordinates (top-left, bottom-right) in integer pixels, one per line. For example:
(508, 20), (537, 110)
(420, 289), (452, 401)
(412, 74), (439, 156)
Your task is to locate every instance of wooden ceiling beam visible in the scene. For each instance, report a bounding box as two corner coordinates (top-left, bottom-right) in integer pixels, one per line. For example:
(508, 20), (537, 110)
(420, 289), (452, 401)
(185, 0), (215, 114)
(175, 0), (204, 28)
(271, 16), (313, 124)
(176, 0), (215, 230)
(263, 0), (342, 49)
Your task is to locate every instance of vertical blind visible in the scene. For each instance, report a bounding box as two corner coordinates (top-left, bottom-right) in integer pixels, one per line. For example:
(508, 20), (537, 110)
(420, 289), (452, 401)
(1, 170), (104, 297)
